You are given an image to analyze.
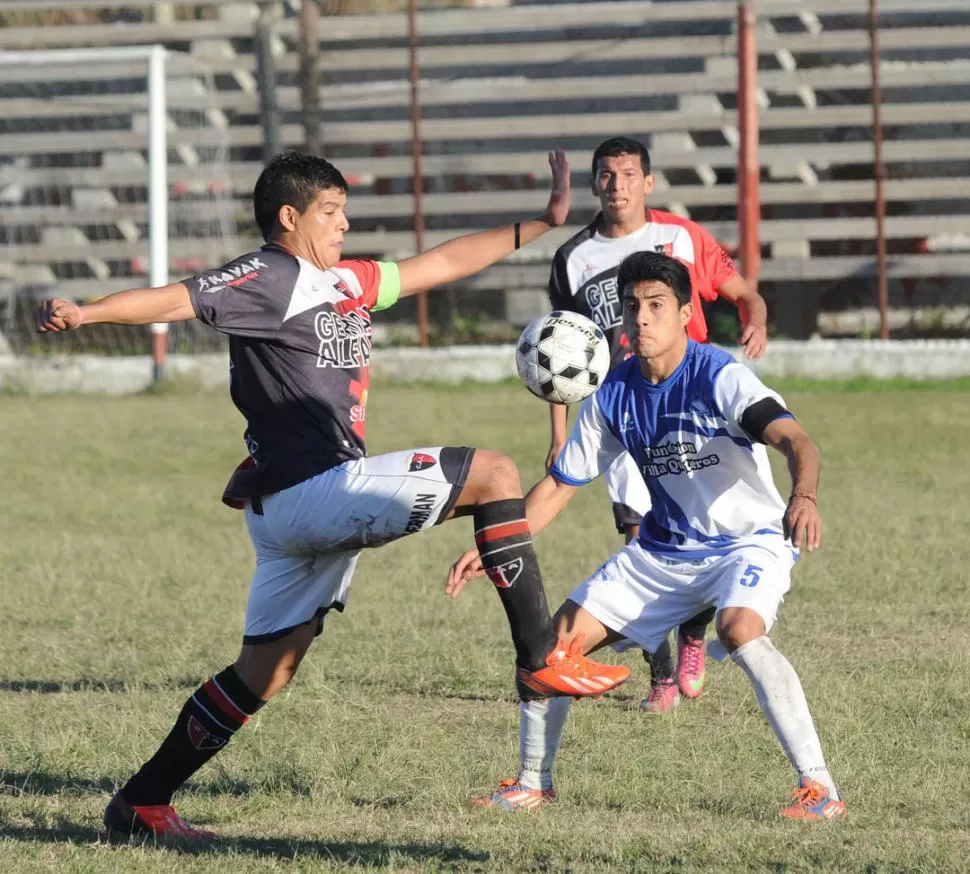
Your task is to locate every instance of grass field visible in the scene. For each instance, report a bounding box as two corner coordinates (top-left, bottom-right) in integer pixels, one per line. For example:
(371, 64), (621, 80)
(1, 380), (968, 872)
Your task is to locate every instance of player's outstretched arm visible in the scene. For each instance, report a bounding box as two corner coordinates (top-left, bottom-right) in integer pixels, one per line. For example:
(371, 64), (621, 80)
(36, 282), (195, 333)
(717, 274), (768, 359)
(396, 149), (570, 297)
(763, 416), (822, 551)
(445, 473), (578, 599)
(545, 403), (570, 472)
(524, 472), (578, 536)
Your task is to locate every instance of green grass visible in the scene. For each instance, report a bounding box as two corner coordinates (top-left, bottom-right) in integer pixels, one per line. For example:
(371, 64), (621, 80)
(1, 383), (968, 872)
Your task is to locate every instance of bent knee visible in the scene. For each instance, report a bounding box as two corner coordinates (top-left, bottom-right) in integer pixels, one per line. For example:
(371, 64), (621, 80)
(715, 607), (767, 653)
(465, 449), (522, 500)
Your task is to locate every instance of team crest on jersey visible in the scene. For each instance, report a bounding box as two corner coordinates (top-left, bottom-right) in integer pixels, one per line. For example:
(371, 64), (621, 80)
(654, 243), (674, 257)
(187, 715), (226, 751)
(486, 557), (523, 589)
(408, 452), (437, 472)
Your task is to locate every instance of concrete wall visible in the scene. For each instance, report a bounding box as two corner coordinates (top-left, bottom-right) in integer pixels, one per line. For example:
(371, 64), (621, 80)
(4, 339), (970, 395)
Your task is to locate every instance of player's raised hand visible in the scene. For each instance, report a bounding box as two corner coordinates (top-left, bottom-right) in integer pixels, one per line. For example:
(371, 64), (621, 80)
(784, 495), (821, 552)
(542, 147), (571, 227)
(739, 322), (768, 359)
(445, 547), (486, 599)
(36, 298), (83, 333)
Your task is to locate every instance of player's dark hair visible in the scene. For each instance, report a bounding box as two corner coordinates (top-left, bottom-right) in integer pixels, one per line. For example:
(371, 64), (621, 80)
(617, 251), (692, 307)
(253, 152), (349, 241)
(592, 137), (651, 176)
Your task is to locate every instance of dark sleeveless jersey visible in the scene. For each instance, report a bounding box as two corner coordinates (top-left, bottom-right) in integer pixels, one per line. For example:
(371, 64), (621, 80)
(184, 243), (400, 505)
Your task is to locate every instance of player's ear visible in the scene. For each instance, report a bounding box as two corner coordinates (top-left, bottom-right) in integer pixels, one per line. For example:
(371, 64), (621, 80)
(643, 174), (656, 196)
(679, 300), (692, 327)
(277, 204), (300, 233)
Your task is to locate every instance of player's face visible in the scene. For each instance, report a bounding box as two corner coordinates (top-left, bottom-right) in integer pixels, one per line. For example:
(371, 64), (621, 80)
(621, 281), (691, 358)
(284, 187), (350, 268)
(592, 154), (655, 226)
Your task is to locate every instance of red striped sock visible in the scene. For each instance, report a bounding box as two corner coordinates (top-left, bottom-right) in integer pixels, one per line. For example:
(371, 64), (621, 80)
(474, 499), (557, 671)
(120, 666), (264, 806)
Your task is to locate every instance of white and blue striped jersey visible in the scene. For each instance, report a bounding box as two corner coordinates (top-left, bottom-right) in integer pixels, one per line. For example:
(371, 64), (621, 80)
(550, 341), (793, 558)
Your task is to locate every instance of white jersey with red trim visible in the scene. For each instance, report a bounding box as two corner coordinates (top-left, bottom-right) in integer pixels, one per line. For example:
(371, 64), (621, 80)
(548, 209), (739, 367)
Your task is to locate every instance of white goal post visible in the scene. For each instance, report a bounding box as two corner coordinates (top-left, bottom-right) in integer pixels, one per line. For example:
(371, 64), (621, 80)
(0, 44), (234, 376)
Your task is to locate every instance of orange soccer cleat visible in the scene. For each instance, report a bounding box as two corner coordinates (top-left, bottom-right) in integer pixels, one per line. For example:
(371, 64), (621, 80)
(516, 636), (630, 700)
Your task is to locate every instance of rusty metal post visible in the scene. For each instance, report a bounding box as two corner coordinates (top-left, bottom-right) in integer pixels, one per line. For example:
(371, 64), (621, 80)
(737, 1), (761, 291)
(869, 0), (890, 339)
(408, 0), (429, 346)
(736, 1), (761, 290)
(299, 0), (322, 154)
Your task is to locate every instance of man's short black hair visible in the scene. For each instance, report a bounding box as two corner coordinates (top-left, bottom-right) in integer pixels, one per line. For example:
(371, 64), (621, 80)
(617, 251), (692, 307)
(592, 136), (651, 177)
(253, 152), (349, 241)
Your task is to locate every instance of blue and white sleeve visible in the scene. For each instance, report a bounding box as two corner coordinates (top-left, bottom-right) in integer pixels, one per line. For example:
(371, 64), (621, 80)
(550, 394), (626, 486)
(713, 362), (792, 441)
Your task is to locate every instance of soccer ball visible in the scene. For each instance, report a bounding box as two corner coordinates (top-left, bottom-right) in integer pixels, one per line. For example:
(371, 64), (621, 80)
(515, 310), (609, 404)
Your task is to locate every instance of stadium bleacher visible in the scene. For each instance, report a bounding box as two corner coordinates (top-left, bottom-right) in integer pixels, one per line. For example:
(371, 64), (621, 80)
(0, 0), (968, 343)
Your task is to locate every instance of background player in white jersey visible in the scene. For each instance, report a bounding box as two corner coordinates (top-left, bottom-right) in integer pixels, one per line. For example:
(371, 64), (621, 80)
(546, 136), (770, 713)
(449, 251), (845, 820)
(36, 149), (629, 840)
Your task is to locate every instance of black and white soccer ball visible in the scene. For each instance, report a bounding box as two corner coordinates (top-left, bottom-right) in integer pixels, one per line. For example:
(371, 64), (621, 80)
(515, 310), (610, 404)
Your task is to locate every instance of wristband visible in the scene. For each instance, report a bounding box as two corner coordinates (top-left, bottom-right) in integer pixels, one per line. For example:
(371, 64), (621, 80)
(514, 222), (521, 250)
(789, 492), (816, 505)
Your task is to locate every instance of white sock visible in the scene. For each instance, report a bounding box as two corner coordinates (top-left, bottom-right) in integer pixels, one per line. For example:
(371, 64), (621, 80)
(731, 636), (840, 801)
(517, 697), (572, 791)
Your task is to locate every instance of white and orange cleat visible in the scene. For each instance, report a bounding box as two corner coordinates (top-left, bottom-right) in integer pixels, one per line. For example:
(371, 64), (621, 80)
(471, 779), (556, 811)
(779, 777), (847, 821)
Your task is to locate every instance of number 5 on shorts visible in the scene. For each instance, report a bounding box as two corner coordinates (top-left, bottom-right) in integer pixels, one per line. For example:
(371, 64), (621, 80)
(739, 564), (763, 588)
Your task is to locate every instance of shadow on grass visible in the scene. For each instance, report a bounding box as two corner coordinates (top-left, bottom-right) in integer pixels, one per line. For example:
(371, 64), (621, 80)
(325, 672), (639, 706)
(0, 771), (254, 799)
(0, 821), (492, 866)
(0, 676), (202, 694)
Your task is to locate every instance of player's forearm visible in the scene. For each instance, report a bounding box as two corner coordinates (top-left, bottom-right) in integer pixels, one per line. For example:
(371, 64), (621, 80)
(735, 289), (768, 329)
(398, 218), (555, 295)
(549, 403), (569, 444)
(780, 433), (821, 499)
(80, 284), (195, 326)
(524, 474), (577, 535)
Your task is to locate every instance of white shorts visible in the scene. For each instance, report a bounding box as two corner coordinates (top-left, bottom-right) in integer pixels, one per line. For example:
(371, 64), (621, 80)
(568, 540), (794, 653)
(604, 451), (651, 531)
(242, 446), (473, 642)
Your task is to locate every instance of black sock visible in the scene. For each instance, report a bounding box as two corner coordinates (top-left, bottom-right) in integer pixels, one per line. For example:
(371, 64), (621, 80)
(679, 607), (716, 642)
(643, 636), (676, 684)
(474, 498), (557, 672)
(121, 666), (265, 806)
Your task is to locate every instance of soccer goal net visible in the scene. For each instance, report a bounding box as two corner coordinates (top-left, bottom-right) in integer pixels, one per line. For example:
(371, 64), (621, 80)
(0, 45), (236, 363)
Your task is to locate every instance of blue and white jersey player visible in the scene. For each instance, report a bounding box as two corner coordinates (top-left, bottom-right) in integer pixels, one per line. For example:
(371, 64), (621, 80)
(448, 251), (846, 820)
